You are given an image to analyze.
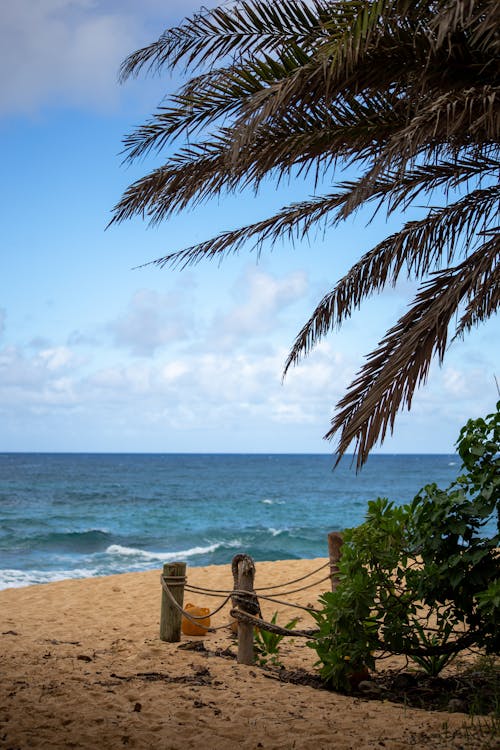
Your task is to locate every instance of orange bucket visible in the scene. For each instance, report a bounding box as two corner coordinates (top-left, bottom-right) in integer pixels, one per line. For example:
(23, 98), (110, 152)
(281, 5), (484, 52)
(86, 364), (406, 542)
(181, 603), (211, 636)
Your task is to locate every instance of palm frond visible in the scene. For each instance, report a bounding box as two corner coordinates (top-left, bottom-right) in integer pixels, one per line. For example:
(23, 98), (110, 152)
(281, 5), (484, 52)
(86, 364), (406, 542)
(455, 230), (500, 336)
(142, 192), (350, 269)
(336, 152), (499, 221)
(110, 136), (236, 225)
(327, 237), (500, 467)
(333, 88), (500, 220)
(119, 0), (330, 81)
(121, 45), (314, 163)
(114, 0), (500, 465)
(430, 0), (500, 57)
(221, 0), (498, 158)
(283, 184), (500, 374)
(113, 92), (407, 225)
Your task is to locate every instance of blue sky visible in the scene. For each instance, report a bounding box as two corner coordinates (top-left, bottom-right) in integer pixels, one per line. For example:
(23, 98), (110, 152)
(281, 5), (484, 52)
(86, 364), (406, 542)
(0, 0), (498, 455)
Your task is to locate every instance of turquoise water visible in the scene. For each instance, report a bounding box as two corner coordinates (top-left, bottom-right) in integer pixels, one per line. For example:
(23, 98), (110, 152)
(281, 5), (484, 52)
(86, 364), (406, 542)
(0, 453), (463, 589)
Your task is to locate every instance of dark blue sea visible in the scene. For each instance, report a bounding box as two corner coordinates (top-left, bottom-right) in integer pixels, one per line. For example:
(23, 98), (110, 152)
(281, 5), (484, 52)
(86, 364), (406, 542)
(0, 453), (465, 590)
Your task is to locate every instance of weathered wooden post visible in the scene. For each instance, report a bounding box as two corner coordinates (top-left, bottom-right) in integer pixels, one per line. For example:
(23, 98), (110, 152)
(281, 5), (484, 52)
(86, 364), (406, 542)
(237, 555), (256, 665)
(327, 532), (343, 592)
(230, 554), (257, 665)
(160, 561), (186, 642)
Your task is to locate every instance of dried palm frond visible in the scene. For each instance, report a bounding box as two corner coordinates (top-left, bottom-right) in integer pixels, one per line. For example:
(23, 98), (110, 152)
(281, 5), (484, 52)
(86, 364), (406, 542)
(119, 0), (332, 81)
(283, 183), (500, 372)
(328, 238), (500, 467)
(112, 0), (500, 465)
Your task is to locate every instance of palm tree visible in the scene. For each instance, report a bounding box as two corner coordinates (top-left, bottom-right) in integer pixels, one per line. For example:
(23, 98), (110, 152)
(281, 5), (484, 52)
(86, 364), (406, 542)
(110, 0), (500, 467)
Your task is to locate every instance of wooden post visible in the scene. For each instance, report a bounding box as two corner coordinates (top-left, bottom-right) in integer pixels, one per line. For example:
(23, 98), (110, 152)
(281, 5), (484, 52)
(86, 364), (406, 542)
(236, 555), (256, 666)
(328, 532), (343, 592)
(160, 561), (186, 642)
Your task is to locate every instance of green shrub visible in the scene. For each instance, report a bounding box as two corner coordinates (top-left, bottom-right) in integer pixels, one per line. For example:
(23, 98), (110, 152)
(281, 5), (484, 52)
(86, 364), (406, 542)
(254, 611), (299, 667)
(309, 403), (499, 692)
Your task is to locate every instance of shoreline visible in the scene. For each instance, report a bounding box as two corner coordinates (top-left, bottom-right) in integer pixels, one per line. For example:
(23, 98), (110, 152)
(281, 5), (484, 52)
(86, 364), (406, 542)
(0, 553), (326, 593)
(0, 559), (493, 749)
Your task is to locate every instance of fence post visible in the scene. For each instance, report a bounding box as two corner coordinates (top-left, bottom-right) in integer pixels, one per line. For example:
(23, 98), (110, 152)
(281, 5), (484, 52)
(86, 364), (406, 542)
(235, 555), (256, 665)
(160, 561), (186, 642)
(327, 532), (343, 592)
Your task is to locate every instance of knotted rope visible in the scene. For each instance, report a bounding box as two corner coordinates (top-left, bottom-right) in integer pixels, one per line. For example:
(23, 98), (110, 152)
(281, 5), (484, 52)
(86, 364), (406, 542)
(231, 553), (262, 617)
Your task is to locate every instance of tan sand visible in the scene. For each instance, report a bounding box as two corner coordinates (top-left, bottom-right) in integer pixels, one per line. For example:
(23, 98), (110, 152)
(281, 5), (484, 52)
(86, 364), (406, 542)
(0, 559), (495, 749)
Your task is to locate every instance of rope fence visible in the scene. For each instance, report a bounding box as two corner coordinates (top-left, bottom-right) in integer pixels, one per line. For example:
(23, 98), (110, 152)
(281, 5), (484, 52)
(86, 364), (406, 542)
(159, 532), (344, 664)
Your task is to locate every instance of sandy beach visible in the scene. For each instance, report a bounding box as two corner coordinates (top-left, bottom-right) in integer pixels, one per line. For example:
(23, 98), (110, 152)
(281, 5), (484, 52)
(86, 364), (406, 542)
(0, 558), (496, 749)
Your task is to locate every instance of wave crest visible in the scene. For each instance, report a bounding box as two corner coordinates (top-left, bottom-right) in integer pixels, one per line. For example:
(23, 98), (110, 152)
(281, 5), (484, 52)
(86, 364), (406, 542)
(105, 540), (240, 562)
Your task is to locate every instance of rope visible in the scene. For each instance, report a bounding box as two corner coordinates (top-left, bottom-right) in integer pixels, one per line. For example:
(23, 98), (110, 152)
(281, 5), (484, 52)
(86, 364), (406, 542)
(185, 584), (232, 598)
(160, 575), (229, 632)
(230, 608), (318, 639)
(229, 606), (365, 646)
(189, 594), (233, 619)
(182, 560), (332, 597)
(196, 574), (329, 612)
(255, 560), (331, 591)
(162, 574), (187, 586)
(255, 574), (332, 598)
(185, 584), (237, 596)
(248, 593), (321, 614)
(231, 554), (262, 617)
(185, 574), (330, 601)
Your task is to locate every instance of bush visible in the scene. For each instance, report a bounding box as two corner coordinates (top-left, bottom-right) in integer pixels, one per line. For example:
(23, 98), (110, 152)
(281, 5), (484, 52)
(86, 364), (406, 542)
(309, 403), (500, 692)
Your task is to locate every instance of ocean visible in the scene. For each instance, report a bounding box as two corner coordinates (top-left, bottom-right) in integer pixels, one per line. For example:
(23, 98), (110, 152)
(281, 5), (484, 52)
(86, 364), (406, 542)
(0, 452), (464, 590)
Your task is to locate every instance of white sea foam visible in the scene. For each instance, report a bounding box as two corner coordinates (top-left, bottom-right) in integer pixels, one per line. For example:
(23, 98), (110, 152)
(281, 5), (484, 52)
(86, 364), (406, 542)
(105, 541), (238, 562)
(219, 539), (243, 550)
(0, 568), (99, 590)
(268, 528), (284, 537)
(0, 540), (244, 590)
(260, 498), (285, 505)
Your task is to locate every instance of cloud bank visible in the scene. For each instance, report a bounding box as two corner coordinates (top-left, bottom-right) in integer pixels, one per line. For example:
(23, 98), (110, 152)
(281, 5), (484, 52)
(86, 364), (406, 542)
(0, 0), (221, 118)
(1, 265), (497, 453)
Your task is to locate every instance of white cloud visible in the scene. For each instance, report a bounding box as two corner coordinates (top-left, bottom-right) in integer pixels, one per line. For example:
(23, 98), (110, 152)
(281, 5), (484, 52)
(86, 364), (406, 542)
(442, 367), (469, 397)
(1, 326), (497, 452)
(160, 361), (189, 383)
(0, 0), (223, 117)
(212, 267), (308, 348)
(0, 0), (135, 116)
(1, 263), (498, 452)
(383, 357), (499, 449)
(81, 339), (355, 434)
(38, 346), (76, 371)
(0, 324), (355, 448)
(107, 288), (192, 356)
(0, 344), (81, 408)
(67, 330), (99, 347)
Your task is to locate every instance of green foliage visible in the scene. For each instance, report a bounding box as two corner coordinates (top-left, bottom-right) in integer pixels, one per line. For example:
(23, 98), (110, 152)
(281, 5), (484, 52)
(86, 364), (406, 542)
(254, 611), (299, 667)
(309, 404), (500, 691)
